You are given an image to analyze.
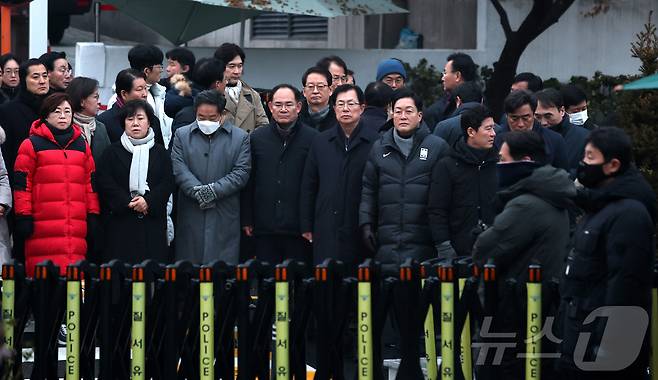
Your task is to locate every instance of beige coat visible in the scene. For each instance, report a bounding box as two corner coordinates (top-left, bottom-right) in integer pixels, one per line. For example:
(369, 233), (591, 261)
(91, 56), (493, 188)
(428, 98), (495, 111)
(224, 82), (269, 133)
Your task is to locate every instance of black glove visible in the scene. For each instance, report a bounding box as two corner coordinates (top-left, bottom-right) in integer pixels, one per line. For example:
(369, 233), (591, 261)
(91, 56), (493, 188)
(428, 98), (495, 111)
(361, 224), (377, 253)
(86, 214), (103, 263)
(14, 215), (34, 239)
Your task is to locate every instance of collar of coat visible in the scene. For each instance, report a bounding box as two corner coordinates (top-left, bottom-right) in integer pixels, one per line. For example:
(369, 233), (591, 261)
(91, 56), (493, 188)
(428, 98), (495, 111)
(190, 119), (234, 135)
(327, 121), (373, 149)
(381, 122), (431, 155)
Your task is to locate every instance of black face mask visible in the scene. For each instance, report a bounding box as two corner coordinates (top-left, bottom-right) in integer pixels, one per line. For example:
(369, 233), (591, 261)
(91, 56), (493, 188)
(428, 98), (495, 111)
(496, 161), (540, 189)
(576, 161), (608, 188)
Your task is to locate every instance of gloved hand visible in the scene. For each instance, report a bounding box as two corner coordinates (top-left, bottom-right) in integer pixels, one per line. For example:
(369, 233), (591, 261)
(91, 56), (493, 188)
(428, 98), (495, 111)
(435, 241), (456, 260)
(361, 224), (377, 253)
(14, 215), (34, 239)
(193, 184), (217, 209)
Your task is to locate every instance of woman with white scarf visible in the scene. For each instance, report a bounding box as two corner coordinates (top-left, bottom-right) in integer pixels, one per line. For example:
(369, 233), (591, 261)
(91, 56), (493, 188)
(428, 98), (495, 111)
(96, 100), (174, 264)
(66, 77), (111, 163)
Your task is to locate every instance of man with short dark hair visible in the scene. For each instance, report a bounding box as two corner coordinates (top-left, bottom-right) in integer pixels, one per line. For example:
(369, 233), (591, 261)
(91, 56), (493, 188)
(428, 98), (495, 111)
(300, 84), (379, 270)
(561, 84), (597, 130)
(473, 130), (575, 379)
(535, 88), (589, 175)
(511, 72), (543, 93)
(424, 52), (477, 128)
(433, 81), (484, 146)
(241, 84), (317, 266)
(376, 58), (406, 90)
(165, 47), (196, 81)
(495, 90), (569, 170)
(171, 89), (251, 265)
(299, 66), (337, 132)
(170, 58), (226, 132)
(38, 51), (71, 91)
(214, 43), (268, 132)
(316, 55), (348, 91)
(361, 81), (393, 133)
(107, 45), (173, 147)
(360, 89), (449, 274)
(428, 105), (498, 259)
(557, 127), (655, 379)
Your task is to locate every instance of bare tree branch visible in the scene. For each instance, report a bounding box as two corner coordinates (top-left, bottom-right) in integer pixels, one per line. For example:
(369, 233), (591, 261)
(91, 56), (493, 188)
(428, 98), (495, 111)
(490, 0), (513, 39)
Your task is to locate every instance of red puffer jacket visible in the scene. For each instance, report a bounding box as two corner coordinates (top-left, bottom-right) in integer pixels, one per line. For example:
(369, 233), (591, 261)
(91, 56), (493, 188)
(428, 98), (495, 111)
(13, 120), (100, 276)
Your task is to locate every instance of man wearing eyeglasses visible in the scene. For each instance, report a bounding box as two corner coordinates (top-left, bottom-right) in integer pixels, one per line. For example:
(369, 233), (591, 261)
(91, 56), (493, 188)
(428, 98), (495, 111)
(299, 66), (337, 132)
(494, 90), (569, 171)
(376, 58), (406, 90)
(241, 84), (317, 267)
(316, 55), (349, 92)
(360, 89), (449, 275)
(535, 88), (589, 176)
(38, 51), (72, 92)
(300, 84), (379, 273)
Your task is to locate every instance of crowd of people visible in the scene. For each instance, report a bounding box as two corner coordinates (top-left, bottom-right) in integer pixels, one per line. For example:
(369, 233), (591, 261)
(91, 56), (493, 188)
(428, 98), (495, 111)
(0, 43), (654, 378)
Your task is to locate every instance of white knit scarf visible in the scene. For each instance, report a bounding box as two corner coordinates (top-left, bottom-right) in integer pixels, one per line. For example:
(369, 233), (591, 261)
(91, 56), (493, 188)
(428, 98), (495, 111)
(73, 112), (97, 144)
(225, 80), (242, 103)
(120, 128), (155, 196)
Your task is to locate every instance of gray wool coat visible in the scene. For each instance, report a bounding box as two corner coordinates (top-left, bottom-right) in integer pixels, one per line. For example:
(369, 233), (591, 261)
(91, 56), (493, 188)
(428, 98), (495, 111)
(171, 120), (251, 265)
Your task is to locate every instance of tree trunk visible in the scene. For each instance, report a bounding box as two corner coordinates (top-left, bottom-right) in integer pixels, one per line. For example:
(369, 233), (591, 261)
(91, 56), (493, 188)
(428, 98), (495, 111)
(485, 39), (526, 122)
(485, 0), (576, 122)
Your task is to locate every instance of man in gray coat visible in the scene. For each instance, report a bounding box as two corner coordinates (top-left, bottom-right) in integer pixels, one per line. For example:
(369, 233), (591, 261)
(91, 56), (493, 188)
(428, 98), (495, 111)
(171, 90), (251, 265)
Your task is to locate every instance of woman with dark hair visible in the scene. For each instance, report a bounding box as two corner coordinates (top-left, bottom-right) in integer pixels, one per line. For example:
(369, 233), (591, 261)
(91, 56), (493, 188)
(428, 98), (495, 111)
(97, 68), (164, 145)
(13, 92), (100, 276)
(96, 100), (174, 264)
(0, 53), (20, 104)
(67, 77), (111, 162)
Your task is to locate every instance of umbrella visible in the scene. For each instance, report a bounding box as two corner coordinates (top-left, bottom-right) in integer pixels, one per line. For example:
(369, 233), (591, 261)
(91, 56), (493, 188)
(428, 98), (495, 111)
(102, 0), (408, 45)
(200, 0), (408, 18)
(622, 73), (658, 90)
(102, 0), (262, 45)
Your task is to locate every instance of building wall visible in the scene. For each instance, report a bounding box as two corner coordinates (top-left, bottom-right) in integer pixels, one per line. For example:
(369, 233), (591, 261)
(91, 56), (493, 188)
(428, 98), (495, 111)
(69, 0), (656, 102)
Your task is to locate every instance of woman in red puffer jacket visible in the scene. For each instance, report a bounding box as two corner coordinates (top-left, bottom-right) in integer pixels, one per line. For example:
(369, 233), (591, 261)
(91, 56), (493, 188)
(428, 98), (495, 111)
(13, 92), (100, 276)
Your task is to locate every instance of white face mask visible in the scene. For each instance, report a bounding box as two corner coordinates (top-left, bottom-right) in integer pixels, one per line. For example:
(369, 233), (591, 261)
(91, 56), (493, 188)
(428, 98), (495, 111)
(197, 119), (220, 135)
(568, 109), (588, 126)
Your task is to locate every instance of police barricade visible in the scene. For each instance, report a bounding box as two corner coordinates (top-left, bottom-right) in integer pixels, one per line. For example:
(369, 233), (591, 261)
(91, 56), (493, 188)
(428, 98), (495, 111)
(0, 257), (638, 379)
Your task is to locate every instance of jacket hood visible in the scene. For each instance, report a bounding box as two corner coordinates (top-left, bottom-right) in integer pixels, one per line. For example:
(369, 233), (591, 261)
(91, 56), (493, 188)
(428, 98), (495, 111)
(29, 119), (82, 145)
(498, 165), (576, 209)
(451, 138), (498, 165)
(577, 166), (657, 222)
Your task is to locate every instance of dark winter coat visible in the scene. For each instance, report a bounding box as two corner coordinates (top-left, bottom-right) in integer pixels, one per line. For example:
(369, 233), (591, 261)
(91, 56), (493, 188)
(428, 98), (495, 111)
(433, 102), (482, 147)
(172, 105), (196, 135)
(494, 122), (569, 171)
(557, 168), (655, 376)
(0, 91), (44, 180)
(13, 120), (100, 276)
(360, 106), (388, 134)
(0, 85), (18, 105)
(473, 165), (576, 283)
(300, 122), (379, 267)
(299, 106), (338, 133)
(359, 125), (450, 273)
(97, 103), (165, 146)
(96, 142), (175, 265)
(241, 121), (319, 236)
(428, 138), (498, 256)
(423, 92), (455, 132)
(549, 116), (589, 176)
